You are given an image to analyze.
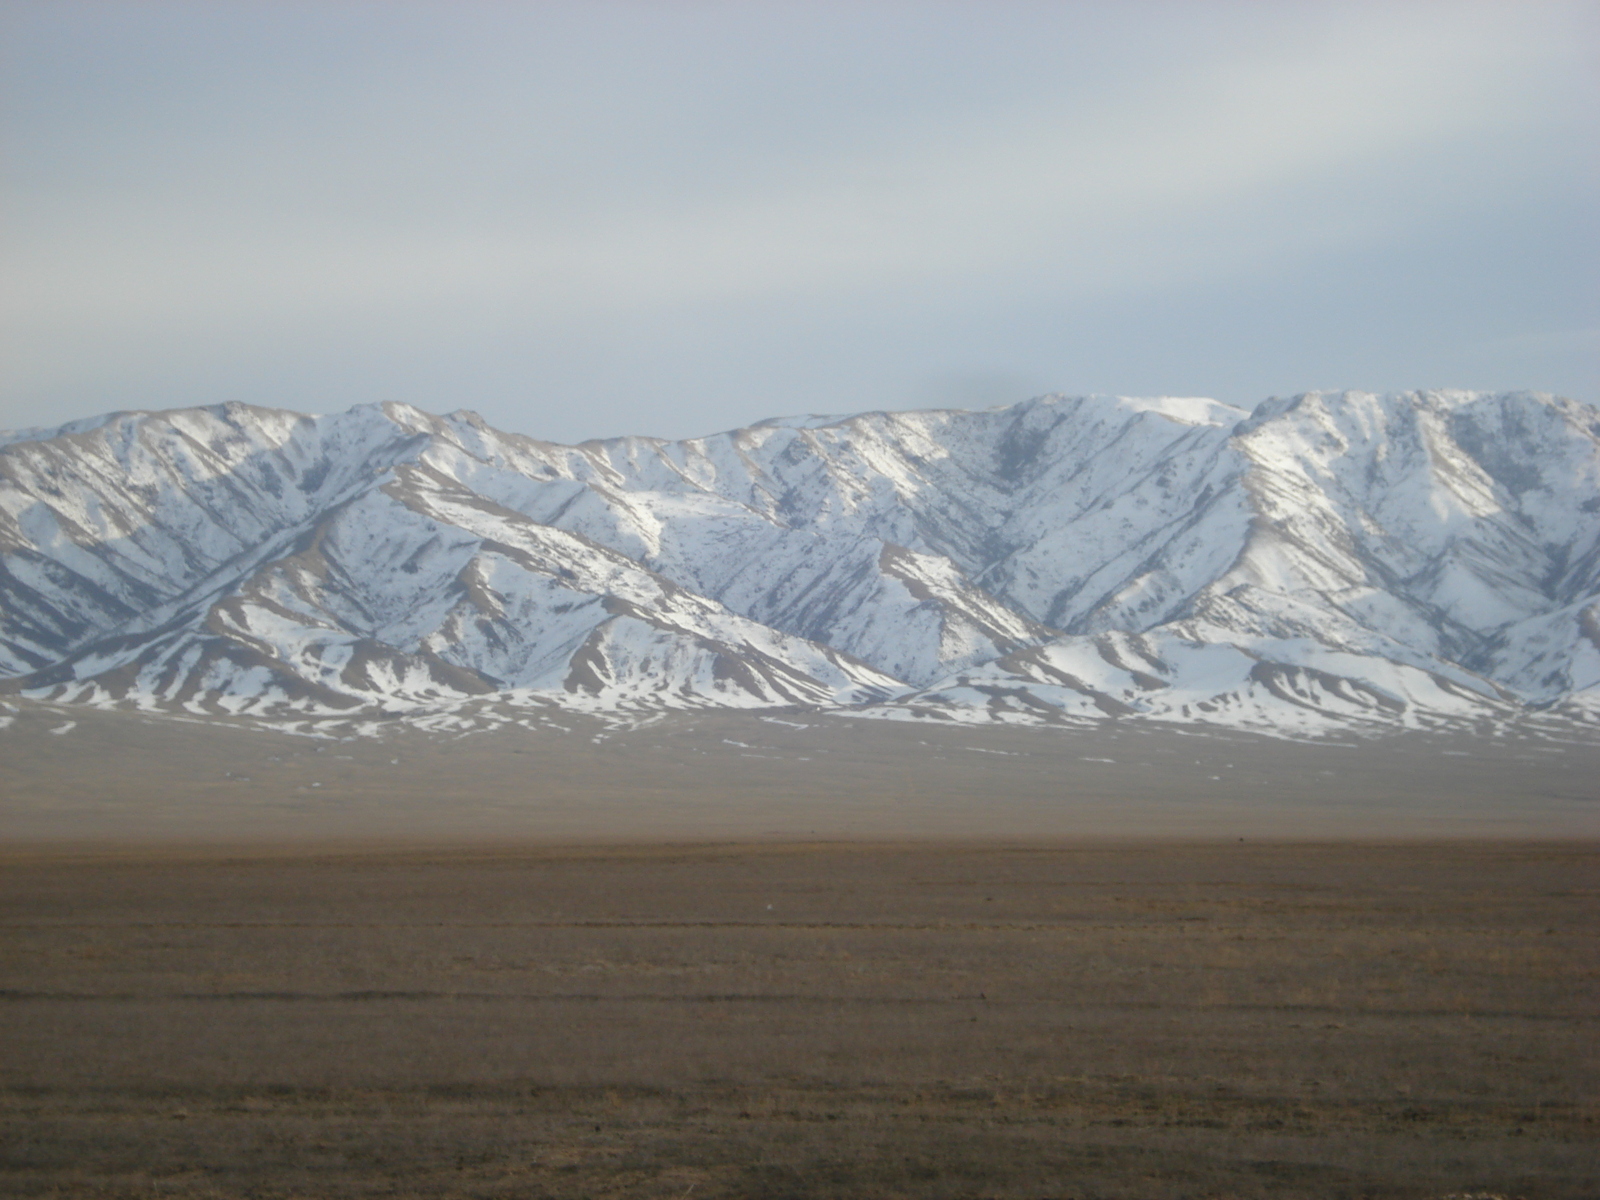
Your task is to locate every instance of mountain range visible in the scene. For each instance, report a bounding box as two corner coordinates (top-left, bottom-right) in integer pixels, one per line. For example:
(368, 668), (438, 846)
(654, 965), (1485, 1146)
(2, 389), (1596, 738)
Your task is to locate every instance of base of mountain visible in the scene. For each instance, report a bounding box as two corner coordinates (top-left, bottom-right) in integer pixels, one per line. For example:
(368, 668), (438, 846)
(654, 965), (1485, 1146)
(2, 841), (1594, 1199)
(3, 696), (1596, 843)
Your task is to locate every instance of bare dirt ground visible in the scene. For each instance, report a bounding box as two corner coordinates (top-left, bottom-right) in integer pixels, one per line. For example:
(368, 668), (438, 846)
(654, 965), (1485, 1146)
(2, 840), (1596, 1198)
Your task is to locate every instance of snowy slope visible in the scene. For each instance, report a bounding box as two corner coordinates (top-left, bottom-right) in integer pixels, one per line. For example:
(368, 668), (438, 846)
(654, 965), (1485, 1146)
(1, 390), (1595, 736)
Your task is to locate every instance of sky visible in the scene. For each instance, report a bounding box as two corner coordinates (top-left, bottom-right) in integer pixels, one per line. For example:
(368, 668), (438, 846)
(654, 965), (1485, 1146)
(1, 1), (1596, 444)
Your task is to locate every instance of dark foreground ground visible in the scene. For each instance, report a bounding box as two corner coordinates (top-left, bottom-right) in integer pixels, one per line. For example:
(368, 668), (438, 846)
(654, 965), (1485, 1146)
(1, 840), (1596, 1199)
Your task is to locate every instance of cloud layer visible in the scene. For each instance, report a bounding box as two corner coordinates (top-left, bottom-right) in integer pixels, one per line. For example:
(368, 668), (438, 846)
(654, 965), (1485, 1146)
(2, 1), (1595, 440)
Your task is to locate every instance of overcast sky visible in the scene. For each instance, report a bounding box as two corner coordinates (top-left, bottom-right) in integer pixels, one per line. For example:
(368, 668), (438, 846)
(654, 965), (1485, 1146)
(2, 1), (1595, 443)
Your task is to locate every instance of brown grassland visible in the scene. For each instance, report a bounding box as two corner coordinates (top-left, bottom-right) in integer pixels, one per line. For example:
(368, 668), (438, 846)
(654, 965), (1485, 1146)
(1, 703), (1597, 1196)
(1, 839), (1596, 1199)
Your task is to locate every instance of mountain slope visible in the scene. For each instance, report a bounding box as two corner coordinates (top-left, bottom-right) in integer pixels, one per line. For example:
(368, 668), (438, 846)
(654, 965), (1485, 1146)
(1, 390), (1595, 736)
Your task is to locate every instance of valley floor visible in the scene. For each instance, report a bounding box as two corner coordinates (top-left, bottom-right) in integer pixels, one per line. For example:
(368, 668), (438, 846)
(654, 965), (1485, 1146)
(1, 840), (1596, 1198)
(2, 700), (1598, 842)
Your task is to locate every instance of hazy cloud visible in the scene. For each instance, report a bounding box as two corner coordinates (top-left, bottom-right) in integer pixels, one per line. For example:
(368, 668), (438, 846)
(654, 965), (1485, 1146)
(2, 0), (1595, 441)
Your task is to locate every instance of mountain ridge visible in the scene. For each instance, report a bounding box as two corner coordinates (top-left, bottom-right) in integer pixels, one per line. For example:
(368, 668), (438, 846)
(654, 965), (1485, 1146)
(2, 389), (1595, 738)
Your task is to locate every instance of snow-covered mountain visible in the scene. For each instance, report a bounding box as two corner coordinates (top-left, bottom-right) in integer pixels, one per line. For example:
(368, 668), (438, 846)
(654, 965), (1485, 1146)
(2, 390), (1596, 737)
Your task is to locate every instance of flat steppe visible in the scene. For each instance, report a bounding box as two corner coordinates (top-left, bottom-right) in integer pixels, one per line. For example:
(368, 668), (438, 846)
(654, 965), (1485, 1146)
(3, 700), (1597, 841)
(1, 705), (1597, 1196)
(2, 839), (1597, 1198)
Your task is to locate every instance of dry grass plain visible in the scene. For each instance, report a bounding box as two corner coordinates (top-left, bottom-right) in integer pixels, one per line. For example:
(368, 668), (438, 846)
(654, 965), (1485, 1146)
(3, 701), (1597, 1195)
(4, 700), (1598, 842)
(2, 840), (1597, 1199)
